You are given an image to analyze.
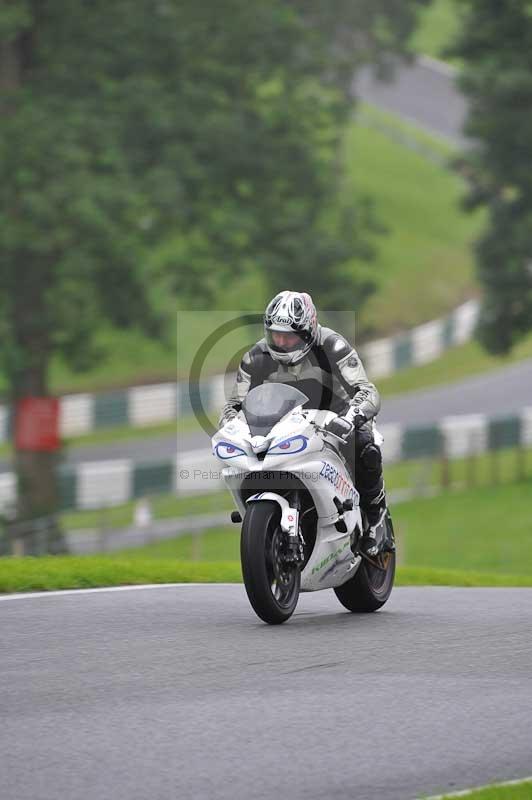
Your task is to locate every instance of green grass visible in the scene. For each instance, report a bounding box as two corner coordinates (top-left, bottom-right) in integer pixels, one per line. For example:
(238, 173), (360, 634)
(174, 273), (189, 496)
(1, 555), (531, 594)
(427, 780), (532, 799)
(4, 479), (532, 593)
(394, 481), (532, 576)
(117, 479), (532, 578)
(0, 556), (242, 593)
(357, 103), (454, 161)
(48, 326), (178, 394)
(342, 117), (483, 337)
(410, 0), (461, 63)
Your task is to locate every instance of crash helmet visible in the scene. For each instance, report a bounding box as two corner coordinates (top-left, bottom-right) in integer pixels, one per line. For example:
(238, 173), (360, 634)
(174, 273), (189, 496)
(263, 290), (318, 365)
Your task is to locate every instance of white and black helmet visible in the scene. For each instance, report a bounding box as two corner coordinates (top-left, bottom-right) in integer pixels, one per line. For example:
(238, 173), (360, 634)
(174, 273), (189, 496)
(264, 290), (318, 365)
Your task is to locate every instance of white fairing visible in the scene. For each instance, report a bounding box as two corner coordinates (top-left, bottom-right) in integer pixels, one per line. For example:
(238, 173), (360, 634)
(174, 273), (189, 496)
(212, 406), (363, 592)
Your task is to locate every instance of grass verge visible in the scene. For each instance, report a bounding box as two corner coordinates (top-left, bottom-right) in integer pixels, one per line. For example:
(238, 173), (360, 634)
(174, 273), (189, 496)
(394, 481), (532, 576)
(97, 479), (532, 576)
(426, 778), (532, 799)
(1, 559), (531, 595)
(112, 479), (532, 578)
(356, 103), (454, 161)
(0, 557), (242, 593)
(5, 478), (532, 593)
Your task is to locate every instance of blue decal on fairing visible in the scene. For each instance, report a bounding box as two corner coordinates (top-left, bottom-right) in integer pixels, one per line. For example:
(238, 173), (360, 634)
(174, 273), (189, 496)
(215, 442), (246, 459)
(268, 435), (308, 456)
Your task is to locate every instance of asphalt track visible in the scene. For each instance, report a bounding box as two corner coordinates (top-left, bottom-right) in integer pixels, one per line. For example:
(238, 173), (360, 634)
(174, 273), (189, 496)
(2, 585), (532, 800)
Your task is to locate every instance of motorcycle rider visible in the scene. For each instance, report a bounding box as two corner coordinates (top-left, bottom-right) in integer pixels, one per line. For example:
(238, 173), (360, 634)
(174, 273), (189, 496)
(219, 290), (388, 557)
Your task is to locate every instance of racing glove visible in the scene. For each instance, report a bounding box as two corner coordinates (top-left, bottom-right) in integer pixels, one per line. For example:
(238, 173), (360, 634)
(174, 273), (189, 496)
(345, 403), (367, 430)
(324, 415), (356, 441)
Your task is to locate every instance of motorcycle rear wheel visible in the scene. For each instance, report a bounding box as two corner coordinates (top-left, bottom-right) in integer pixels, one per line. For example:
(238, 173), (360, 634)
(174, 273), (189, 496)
(334, 512), (396, 613)
(241, 501), (300, 625)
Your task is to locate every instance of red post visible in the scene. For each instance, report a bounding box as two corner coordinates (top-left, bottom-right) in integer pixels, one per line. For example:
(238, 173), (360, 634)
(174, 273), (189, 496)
(15, 397), (60, 452)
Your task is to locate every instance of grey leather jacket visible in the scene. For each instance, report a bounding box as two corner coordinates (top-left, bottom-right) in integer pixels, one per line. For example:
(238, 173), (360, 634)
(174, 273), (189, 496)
(220, 325), (380, 425)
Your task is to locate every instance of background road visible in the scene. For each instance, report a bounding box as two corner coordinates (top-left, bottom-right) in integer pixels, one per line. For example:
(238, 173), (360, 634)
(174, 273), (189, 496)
(0, 348), (529, 471)
(2, 584), (532, 800)
(355, 56), (468, 146)
(174, 356), (532, 459)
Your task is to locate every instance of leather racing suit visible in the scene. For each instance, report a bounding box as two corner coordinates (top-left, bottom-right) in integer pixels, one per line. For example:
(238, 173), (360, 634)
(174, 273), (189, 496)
(219, 325), (386, 524)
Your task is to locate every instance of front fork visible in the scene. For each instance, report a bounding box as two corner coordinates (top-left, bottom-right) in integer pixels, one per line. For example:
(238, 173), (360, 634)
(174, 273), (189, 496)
(283, 492), (305, 564)
(246, 491), (305, 564)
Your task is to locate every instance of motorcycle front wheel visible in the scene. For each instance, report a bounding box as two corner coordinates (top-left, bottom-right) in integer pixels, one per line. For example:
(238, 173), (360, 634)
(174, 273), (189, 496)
(241, 500), (300, 625)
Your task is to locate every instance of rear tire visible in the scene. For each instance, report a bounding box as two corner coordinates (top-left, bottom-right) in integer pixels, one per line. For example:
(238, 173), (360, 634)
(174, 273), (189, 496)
(241, 501), (300, 624)
(334, 512), (396, 613)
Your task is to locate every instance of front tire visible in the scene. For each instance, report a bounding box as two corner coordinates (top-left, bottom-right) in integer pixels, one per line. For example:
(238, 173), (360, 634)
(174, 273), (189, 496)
(334, 512), (396, 613)
(241, 501), (300, 624)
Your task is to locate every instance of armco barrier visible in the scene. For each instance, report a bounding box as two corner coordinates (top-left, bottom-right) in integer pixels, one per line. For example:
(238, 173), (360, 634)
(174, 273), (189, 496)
(0, 300), (480, 442)
(0, 405), (529, 515)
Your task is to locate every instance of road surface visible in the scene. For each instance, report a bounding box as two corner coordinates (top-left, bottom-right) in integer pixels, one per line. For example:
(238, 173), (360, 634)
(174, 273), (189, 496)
(2, 585), (531, 800)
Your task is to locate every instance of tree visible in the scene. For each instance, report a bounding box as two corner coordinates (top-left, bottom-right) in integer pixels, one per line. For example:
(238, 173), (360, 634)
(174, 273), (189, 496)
(0, 0), (427, 551)
(452, 0), (532, 353)
(0, 1), (182, 550)
(157, 0), (430, 313)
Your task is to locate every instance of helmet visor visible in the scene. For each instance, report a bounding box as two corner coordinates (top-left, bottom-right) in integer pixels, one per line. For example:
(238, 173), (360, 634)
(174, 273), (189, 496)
(265, 329), (310, 355)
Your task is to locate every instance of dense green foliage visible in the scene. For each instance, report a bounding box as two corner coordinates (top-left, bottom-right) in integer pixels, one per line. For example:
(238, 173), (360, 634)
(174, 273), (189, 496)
(0, 0), (428, 537)
(453, 0), (532, 353)
(41, 109), (480, 392)
(0, 0), (430, 388)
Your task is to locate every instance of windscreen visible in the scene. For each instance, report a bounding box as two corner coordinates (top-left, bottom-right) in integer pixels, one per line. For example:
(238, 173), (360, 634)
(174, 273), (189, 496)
(242, 383), (309, 436)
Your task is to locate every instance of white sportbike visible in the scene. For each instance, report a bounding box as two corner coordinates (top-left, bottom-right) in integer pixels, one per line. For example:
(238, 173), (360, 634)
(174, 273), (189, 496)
(212, 384), (395, 624)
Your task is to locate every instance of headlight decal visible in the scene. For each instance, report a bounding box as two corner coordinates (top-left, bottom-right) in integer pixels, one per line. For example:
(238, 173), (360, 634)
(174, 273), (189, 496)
(214, 442), (246, 459)
(268, 435), (308, 455)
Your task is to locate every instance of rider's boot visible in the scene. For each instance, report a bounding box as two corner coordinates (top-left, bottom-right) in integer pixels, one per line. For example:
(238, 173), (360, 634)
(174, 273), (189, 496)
(359, 487), (388, 557)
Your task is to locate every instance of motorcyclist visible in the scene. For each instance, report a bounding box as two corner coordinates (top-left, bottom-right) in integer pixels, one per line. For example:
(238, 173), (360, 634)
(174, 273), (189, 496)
(219, 290), (388, 557)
